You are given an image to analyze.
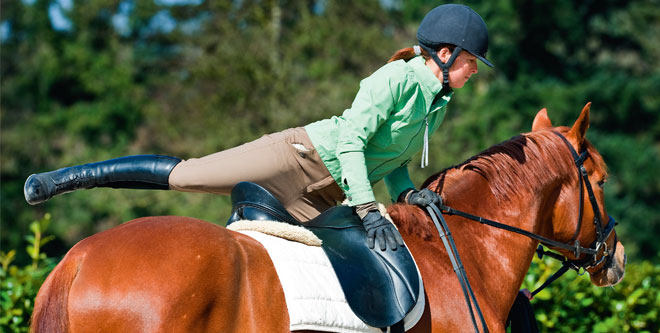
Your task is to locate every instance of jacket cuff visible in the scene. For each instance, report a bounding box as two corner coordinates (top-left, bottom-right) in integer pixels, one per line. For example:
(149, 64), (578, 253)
(343, 187), (377, 206)
(397, 188), (416, 203)
(338, 151), (376, 206)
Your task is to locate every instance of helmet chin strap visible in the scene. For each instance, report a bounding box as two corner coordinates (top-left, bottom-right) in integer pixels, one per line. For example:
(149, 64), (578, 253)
(420, 44), (462, 88)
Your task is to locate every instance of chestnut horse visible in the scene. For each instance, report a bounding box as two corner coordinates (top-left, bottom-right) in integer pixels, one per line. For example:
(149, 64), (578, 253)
(31, 104), (626, 332)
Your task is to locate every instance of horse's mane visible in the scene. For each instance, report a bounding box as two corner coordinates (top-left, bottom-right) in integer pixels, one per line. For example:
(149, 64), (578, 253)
(389, 128), (607, 239)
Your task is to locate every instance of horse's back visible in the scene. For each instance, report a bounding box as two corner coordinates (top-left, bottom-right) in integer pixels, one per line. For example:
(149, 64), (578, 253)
(32, 216), (289, 332)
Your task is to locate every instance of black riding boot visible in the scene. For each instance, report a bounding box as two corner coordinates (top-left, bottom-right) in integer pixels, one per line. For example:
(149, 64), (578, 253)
(24, 155), (182, 205)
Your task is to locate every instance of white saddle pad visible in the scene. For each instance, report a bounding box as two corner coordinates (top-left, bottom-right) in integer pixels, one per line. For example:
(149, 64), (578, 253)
(236, 229), (425, 332)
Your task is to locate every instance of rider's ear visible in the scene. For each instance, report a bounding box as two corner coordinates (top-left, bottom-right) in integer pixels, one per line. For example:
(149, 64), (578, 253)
(568, 102), (591, 145)
(532, 108), (552, 131)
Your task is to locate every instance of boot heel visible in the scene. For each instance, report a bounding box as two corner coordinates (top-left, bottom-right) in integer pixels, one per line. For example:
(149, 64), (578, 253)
(24, 173), (56, 205)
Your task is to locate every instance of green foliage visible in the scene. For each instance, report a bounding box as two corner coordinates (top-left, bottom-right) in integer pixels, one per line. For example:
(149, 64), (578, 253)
(1, 214), (57, 332)
(522, 255), (660, 332)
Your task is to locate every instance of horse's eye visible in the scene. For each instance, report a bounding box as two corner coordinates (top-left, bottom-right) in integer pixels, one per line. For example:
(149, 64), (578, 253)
(597, 180), (607, 188)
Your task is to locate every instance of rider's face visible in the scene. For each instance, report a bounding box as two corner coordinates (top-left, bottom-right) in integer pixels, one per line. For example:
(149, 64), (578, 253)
(429, 48), (479, 88)
(446, 51), (479, 89)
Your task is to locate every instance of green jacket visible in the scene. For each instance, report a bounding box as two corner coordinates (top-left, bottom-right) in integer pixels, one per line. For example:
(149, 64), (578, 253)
(304, 56), (452, 206)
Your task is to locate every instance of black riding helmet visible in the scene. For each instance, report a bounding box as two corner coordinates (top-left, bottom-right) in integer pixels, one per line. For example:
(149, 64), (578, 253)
(417, 4), (493, 88)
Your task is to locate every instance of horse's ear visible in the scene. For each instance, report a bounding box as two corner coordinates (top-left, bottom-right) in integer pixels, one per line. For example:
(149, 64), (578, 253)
(568, 102), (591, 144)
(532, 108), (552, 131)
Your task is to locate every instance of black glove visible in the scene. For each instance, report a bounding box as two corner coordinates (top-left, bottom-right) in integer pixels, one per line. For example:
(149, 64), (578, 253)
(404, 188), (442, 207)
(362, 211), (405, 251)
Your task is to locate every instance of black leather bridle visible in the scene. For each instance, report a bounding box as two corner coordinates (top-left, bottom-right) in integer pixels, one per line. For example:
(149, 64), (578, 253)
(544, 131), (617, 273)
(423, 130), (618, 333)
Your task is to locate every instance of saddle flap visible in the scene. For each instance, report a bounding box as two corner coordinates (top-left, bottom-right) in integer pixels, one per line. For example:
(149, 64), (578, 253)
(227, 182), (421, 328)
(306, 206), (421, 328)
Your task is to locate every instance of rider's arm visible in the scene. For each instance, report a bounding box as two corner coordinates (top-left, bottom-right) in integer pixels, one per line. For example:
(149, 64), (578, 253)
(335, 66), (404, 206)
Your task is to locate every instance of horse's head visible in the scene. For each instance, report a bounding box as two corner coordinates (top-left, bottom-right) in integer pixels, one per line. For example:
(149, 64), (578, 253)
(531, 103), (626, 287)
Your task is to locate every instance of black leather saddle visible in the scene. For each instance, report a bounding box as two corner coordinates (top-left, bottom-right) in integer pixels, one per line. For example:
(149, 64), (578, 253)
(226, 182), (421, 328)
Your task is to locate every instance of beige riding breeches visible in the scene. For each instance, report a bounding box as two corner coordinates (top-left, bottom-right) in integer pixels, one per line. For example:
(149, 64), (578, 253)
(168, 127), (345, 222)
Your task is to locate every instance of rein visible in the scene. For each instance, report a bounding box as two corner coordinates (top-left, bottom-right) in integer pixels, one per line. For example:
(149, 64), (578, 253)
(422, 131), (617, 332)
(426, 203), (489, 333)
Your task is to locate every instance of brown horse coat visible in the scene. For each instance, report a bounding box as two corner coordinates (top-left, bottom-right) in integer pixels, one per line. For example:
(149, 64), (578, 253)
(33, 216), (289, 332)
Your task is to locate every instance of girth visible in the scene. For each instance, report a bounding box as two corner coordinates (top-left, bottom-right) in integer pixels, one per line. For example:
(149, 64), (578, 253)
(226, 182), (421, 329)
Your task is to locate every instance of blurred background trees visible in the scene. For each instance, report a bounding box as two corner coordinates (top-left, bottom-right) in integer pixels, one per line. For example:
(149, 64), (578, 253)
(2, 0), (658, 264)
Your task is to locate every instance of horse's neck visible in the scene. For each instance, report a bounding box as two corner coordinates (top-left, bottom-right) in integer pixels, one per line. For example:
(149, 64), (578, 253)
(436, 168), (548, 315)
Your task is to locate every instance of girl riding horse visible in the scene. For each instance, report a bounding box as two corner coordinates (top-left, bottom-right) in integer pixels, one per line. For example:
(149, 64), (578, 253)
(24, 4), (492, 251)
(30, 105), (627, 332)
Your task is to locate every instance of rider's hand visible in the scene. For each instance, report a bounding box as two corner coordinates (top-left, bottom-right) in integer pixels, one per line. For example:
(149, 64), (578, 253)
(401, 188), (442, 207)
(361, 211), (405, 251)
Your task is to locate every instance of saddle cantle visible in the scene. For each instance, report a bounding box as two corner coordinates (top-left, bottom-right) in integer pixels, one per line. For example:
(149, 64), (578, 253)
(226, 182), (421, 329)
(226, 182), (300, 226)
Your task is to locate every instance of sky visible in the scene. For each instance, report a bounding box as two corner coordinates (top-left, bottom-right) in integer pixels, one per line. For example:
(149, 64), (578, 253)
(44, 0), (203, 32)
(3, 0), (400, 39)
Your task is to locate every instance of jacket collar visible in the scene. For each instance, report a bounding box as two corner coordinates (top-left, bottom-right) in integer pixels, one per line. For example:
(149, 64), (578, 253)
(409, 56), (452, 108)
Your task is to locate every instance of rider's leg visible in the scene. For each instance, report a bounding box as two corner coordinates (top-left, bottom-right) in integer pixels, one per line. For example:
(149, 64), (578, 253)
(169, 127), (344, 222)
(24, 128), (343, 221)
(24, 155), (182, 205)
